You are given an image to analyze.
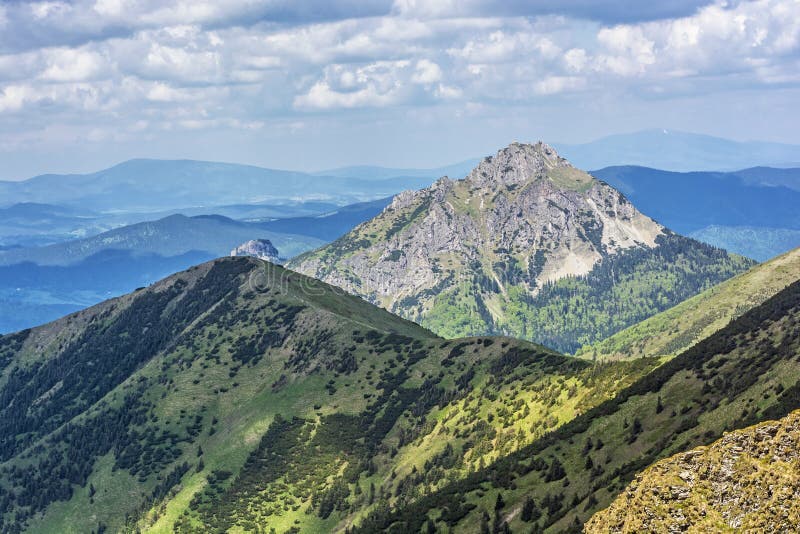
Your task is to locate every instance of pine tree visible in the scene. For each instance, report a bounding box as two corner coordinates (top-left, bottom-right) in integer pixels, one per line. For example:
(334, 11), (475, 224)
(495, 492), (505, 511)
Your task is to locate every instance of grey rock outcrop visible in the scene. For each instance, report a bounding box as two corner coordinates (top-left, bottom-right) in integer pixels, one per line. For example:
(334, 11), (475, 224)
(230, 239), (281, 264)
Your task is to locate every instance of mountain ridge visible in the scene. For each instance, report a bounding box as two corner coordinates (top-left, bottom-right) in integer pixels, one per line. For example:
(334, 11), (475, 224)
(558, 129), (800, 172)
(578, 246), (800, 361)
(0, 159), (436, 212)
(351, 276), (800, 532)
(0, 257), (644, 533)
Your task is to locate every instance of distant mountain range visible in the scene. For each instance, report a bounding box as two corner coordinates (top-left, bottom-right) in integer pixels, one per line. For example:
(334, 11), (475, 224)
(0, 159), (435, 213)
(591, 165), (800, 259)
(255, 197), (392, 241)
(311, 130), (800, 176)
(0, 213), (322, 267)
(557, 129), (800, 172)
(0, 214), (325, 333)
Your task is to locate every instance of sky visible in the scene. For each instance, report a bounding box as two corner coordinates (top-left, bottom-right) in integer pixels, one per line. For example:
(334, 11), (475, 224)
(0, 0), (799, 179)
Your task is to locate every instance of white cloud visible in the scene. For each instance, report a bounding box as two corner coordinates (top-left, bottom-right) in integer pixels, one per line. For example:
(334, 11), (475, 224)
(140, 42), (222, 82)
(564, 48), (588, 72)
(596, 25), (655, 76)
(0, 85), (29, 112)
(39, 48), (107, 82)
(411, 59), (442, 84)
(435, 83), (462, 99)
(1, 0), (800, 162)
(294, 61), (412, 110)
(535, 75), (585, 95)
(294, 81), (397, 109)
(146, 82), (191, 102)
(30, 2), (71, 20)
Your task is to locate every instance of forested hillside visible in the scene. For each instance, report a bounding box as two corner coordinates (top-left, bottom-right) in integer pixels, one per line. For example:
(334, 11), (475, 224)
(352, 277), (800, 532)
(0, 258), (652, 533)
(578, 246), (800, 361)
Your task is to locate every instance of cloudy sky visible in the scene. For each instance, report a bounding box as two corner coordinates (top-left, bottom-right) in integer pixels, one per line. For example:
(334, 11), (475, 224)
(0, 0), (799, 179)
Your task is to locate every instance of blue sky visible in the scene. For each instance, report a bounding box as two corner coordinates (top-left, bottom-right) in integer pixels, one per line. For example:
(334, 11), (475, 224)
(0, 0), (799, 179)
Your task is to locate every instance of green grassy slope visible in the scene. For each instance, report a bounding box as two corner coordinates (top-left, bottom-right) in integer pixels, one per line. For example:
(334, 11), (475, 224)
(0, 258), (651, 534)
(354, 277), (800, 533)
(577, 246), (800, 361)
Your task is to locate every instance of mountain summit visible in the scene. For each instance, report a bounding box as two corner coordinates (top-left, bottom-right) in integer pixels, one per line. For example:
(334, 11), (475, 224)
(290, 142), (752, 351)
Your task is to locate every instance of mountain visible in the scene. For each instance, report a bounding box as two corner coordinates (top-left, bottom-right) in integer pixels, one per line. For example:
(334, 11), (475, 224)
(0, 200), (346, 252)
(0, 214), (321, 267)
(590, 165), (800, 259)
(0, 215), (324, 333)
(578, 246), (800, 361)
(254, 197), (393, 241)
(557, 129), (800, 172)
(353, 276), (800, 532)
(733, 166), (800, 191)
(590, 166), (800, 234)
(586, 409), (800, 532)
(689, 225), (800, 262)
(0, 203), (106, 249)
(0, 195), (397, 334)
(0, 159), (436, 213)
(290, 142), (753, 353)
(0, 257), (651, 533)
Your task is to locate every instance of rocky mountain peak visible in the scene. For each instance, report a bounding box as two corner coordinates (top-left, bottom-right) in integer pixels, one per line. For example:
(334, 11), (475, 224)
(465, 141), (579, 189)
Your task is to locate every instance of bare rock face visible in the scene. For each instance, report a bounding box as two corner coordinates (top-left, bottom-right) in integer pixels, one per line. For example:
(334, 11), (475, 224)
(585, 410), (800, 533)
(292, 142), (661, 293)
(230, 239), (281, 264)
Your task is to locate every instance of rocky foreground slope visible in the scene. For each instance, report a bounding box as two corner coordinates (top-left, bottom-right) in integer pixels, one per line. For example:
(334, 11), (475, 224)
(291, 142), (753, 352)
(586, 410), (800, 532)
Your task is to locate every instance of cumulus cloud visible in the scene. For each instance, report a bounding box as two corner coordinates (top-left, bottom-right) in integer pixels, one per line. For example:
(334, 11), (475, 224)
(0, 0), (798, 172)
(39, 48), (108, 82)
(411, 59), (442, 84)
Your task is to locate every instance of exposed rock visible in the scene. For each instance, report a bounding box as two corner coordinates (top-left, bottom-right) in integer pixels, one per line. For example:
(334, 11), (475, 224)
(585, 410), (800, 533)
(230, 239), (281, 263)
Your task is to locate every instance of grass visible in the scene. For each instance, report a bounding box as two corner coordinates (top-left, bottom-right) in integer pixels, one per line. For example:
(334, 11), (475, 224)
(577, 246), (800, 361)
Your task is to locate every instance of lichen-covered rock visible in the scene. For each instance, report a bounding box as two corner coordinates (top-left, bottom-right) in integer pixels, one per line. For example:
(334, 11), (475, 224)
(585, 410), (800, 533)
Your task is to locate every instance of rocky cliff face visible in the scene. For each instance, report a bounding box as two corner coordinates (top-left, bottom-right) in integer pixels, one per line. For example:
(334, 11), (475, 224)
(586, 409), (800, 533)
(230, 239), (280, 263)
(289, 142), (752, 350)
